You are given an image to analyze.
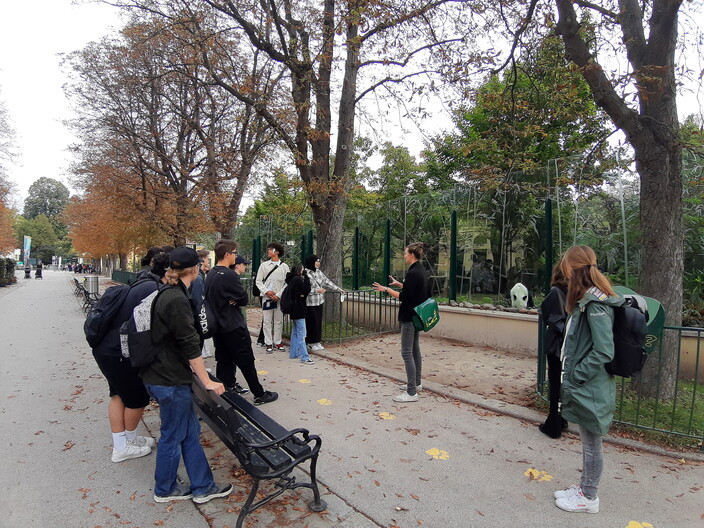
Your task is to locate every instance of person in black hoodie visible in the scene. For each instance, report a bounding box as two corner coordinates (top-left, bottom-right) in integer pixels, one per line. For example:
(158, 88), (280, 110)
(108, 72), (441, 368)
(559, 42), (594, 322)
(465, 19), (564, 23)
(372, 242), (429, 403)
(285, 264), (314, 364)
(205, 239), (278, 405)
(91, 252), (168, 463)
(539, 261), (569, 438)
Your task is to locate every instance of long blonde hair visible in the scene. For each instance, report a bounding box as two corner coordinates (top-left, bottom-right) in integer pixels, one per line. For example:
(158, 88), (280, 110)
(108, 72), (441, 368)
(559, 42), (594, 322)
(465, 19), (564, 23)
(559, 246), (615, 312)
(165, 266), (198, 286)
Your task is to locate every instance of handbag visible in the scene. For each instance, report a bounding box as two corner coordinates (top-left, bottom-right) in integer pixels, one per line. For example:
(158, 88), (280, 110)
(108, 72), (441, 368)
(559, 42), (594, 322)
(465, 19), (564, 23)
(412, 298), (440, 332)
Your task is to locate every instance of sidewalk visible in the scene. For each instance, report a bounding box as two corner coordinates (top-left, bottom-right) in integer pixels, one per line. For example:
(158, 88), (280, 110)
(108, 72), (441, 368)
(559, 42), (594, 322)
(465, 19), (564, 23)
(1, 271), (702, 527)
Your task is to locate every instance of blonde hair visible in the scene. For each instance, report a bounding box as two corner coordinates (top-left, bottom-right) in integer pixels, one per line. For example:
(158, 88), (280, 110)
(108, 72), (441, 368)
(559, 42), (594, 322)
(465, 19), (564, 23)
(559, 245), (615, 312)
(165, 265), (198, 286)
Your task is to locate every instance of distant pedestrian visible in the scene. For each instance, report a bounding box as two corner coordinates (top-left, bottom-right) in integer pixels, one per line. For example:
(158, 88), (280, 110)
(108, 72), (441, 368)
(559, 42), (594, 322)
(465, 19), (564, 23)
(538, 261), (569, 438)
(372, 242), (429, 403)
(304, 254), (344, 351)
(553, 245), (622, 514)
(255, 242), (289, 353)
(140, 247), (233, 504)
(205, 240), (278, 404)
(285, 264), (314, 364)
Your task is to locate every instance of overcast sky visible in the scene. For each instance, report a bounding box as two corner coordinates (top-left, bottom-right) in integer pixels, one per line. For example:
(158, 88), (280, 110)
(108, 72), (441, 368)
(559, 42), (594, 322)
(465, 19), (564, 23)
(1, 1), (702, 211)
(0, 0), (121, 207)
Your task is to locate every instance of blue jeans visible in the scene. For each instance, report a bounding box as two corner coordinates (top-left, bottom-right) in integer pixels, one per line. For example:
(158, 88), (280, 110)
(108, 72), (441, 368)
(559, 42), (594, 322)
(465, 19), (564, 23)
(400, 321), (422, 396)
(146, 384), (215, 497)
(289, 318), (309, 360)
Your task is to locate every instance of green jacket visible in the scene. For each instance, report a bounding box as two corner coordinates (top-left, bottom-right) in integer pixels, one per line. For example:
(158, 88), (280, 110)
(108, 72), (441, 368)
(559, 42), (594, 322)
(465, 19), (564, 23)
(560, 287), (624, 435)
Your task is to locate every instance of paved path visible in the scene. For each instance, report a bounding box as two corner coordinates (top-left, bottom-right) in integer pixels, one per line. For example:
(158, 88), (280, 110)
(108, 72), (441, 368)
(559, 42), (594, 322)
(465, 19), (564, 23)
(1, 271), (702, 528)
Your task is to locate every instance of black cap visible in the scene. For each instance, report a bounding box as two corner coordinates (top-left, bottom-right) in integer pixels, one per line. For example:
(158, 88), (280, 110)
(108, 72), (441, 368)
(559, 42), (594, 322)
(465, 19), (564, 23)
(235, 255), (250, 266)
(169, 247), (200, 269)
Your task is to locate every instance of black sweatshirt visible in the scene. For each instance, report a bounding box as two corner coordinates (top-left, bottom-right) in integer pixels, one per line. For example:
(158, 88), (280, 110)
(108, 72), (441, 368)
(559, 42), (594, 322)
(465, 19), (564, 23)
(398, 261), (430, 322)
(204, 265), (249, 334)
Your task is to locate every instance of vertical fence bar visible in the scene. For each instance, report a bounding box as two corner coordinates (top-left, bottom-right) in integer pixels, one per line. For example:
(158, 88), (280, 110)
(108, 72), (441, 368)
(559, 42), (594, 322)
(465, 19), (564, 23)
(353, 226), (360, 290)
(307, 229), (314, 257)
(449, 210), (457, 301)
(300, 235), (306, 265)
(545, 197), (553, 295)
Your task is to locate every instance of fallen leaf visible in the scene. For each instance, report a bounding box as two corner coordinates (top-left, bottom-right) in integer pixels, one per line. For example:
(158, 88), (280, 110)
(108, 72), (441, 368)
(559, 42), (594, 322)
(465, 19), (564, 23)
(63, 441), (75, 451)
(410, 494), (420, 501)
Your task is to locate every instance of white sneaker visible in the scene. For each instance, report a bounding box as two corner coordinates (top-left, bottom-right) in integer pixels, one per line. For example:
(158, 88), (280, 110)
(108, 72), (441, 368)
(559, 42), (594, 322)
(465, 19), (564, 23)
(314, 343), (325, 351)
(129, 435), (156, 448)
(398, 382), (423, 391)
(392, 392), (419, 403)
(554, 484), (581, 499)
(555, 491), (599, 513)
(112, 443), (151, 463)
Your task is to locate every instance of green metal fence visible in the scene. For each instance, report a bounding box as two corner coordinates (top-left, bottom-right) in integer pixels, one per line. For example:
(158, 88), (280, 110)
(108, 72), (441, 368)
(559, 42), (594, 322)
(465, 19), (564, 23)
(537, 323), (704, 450)
(112, 270), (140, 285)
(281, 290), (399, 342)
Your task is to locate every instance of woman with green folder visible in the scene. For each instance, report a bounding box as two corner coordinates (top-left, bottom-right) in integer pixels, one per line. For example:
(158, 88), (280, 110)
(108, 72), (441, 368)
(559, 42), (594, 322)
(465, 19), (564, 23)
(372, 242), (429, 403)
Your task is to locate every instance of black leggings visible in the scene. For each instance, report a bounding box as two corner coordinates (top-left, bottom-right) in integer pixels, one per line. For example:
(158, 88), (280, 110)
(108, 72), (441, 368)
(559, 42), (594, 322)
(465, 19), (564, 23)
(546, 354), (562, 415)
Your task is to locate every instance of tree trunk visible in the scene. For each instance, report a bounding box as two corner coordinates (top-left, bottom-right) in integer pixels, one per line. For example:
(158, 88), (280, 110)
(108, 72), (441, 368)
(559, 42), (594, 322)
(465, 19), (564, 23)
(630, 131), (683, 398)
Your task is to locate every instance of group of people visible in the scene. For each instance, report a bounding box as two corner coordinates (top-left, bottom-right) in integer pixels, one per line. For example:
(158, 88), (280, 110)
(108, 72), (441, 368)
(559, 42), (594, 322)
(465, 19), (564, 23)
(90, 238), (621, 515)
(69, 262), (96, 273)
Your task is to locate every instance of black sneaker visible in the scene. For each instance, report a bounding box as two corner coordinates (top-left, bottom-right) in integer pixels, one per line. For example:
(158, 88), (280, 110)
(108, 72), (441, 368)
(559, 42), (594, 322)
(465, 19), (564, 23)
(192, 483), (233, 504)
(231, 383), (249, 395)
(253, 391), (278, 406)
(154, 485), (193, 503)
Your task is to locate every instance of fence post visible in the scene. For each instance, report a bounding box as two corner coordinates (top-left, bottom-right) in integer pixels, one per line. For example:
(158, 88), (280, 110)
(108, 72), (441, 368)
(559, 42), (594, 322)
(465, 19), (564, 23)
(449, 209), (457, 301)
(545, 197), (553, 294)
(353, 226), (360, 290)
(383, 219), (391, 284)
(252, 237), (261, 275)
(301, 234), (307, 264)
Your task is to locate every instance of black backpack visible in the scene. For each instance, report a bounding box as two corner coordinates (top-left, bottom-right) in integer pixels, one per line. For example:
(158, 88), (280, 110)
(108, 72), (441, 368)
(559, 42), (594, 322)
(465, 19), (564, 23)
(84, 278), (152, 348)
(604, 295), (649, 378)
(279, 285), (294, 315)
(119, 286), (169, 368)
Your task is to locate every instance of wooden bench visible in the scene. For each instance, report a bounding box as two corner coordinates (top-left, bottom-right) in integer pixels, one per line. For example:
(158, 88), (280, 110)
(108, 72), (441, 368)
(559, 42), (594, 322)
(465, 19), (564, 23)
(191, 374), (326, 528)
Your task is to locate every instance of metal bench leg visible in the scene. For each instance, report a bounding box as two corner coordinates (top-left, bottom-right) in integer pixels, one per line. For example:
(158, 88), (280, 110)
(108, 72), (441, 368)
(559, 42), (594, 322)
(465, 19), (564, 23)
(307, 453), (327, 512)
(237, 478), (260, 528)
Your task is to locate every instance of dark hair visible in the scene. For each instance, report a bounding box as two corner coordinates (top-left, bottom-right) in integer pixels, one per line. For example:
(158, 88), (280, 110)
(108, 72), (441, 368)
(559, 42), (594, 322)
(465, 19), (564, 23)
(560, 245), (615, 312)
(304, 254), (318, 271)
(214, 239), (237, 261)
(267, 242), (285, 258)
(550, 260), (568, 288)
(161, 245), (175, 254)
(292, 263), (303, 276)
(140, 246), (162, 267)
(405, 242), (424, 260)
(150, 252), (169, 278)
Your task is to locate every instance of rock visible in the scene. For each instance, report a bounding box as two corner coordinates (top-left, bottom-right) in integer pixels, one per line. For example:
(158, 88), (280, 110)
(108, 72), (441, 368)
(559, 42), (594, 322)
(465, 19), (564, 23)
(503, 307), (520, 313)
(449, 300), (459, 307)
(480, 304), (495, 310)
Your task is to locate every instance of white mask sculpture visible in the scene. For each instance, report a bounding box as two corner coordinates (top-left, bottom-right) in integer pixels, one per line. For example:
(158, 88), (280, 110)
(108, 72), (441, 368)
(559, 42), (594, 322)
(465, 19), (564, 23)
(510, 282), (529, 308)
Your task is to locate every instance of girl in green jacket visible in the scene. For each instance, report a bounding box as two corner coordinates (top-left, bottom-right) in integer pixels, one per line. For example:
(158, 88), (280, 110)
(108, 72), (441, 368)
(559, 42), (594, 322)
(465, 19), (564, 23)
(554, 245), (622, 515)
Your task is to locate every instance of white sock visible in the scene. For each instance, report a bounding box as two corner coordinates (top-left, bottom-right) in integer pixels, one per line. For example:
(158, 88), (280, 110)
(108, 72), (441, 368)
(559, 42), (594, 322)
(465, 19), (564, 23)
(113, 432), (127, 451)
(125, 429), (137, 442)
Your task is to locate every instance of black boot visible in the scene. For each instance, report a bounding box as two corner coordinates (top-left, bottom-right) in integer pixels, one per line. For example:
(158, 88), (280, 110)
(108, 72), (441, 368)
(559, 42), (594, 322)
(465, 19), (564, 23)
(539, 413), (564, 439)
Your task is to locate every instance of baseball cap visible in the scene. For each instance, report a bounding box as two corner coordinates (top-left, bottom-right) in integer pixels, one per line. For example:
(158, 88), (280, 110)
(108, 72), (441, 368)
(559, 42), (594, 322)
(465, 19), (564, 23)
(235, 255), (250, 266)
(169, 247), (200, 269)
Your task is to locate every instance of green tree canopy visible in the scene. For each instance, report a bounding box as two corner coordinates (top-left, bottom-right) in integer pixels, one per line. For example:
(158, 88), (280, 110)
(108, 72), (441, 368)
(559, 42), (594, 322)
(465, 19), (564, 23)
(14, 215), (59, 263)
(23, 177), (70, 223)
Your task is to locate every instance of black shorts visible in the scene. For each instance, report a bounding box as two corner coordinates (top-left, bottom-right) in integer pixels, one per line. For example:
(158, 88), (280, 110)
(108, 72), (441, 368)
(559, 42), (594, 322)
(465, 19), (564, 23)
(93, 353), (150, 409)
